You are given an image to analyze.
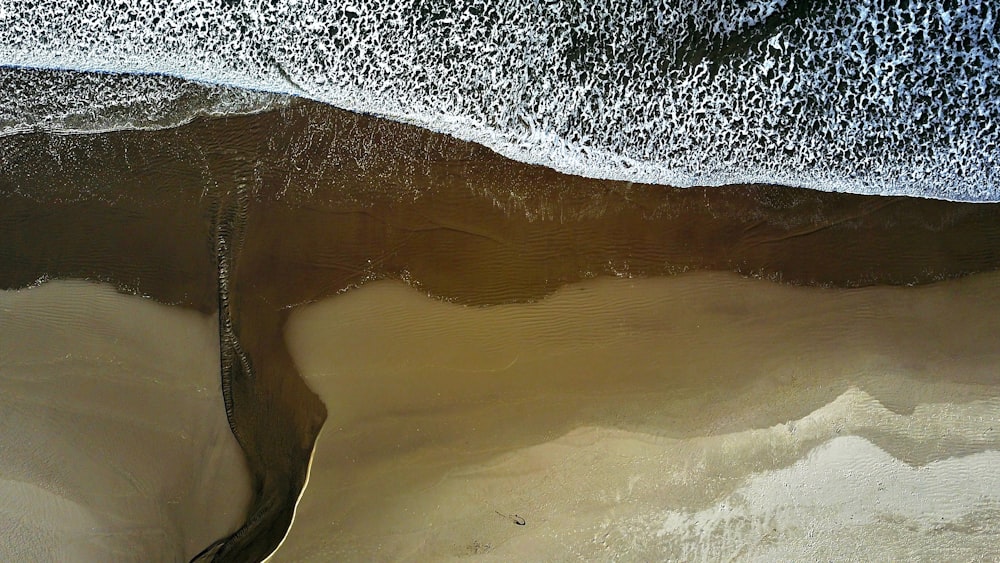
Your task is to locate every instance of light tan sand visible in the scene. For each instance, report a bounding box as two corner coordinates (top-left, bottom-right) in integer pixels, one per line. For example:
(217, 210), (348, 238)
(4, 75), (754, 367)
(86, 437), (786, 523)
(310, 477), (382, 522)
(0, 281), (251, 561)
(274, 270), (1000, 561)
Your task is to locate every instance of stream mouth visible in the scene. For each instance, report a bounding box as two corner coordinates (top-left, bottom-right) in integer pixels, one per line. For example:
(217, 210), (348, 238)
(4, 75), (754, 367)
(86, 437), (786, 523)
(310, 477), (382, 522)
(2, 98), (1000, 561)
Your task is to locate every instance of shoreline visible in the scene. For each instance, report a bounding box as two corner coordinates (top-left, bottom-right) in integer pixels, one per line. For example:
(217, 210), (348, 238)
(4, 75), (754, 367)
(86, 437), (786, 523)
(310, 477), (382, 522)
(2, 101), (1000, 559)
(3, 0), (997, 202)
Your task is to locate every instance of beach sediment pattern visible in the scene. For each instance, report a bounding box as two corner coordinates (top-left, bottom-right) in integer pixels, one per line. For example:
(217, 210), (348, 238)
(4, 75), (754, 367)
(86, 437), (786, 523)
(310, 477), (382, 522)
(1, 97), (1000, 560)
(0, 281), (251, 560)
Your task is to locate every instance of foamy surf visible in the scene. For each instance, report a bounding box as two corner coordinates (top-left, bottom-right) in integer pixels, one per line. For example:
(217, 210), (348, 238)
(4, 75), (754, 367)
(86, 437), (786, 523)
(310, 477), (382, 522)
(1, 1), (997, 201)
(0, 281), (252, 561)
(0, 67), (290, 137)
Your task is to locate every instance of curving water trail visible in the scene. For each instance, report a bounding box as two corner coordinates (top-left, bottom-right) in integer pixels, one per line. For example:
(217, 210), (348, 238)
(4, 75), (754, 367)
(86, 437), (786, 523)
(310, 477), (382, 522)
(1, 1), (998, 200)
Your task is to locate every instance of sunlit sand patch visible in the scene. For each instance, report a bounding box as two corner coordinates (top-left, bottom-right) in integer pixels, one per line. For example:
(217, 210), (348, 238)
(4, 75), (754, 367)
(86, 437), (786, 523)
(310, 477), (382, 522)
(436, 391), (1000, 561)
(275, 270), (1000, 560)
(646, 432), (1000, 560)
(0, 281), (251, 561)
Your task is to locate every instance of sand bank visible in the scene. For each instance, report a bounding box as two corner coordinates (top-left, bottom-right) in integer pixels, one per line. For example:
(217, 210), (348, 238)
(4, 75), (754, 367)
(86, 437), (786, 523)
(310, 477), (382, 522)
(0, 281), (251, 561)
(275, 270), (1000, 560)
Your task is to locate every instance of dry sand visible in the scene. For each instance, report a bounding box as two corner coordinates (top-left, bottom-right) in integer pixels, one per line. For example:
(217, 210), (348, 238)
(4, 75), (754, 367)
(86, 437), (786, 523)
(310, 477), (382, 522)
(0, 281), (251, 561)
(274, 270), (1000, 561)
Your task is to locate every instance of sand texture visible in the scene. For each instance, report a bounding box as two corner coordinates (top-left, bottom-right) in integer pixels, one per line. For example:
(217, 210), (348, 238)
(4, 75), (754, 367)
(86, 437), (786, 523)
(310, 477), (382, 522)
(276, 271), (1000, 561)
(2, 100), (1000, 559)
(0, 281), (251, 561)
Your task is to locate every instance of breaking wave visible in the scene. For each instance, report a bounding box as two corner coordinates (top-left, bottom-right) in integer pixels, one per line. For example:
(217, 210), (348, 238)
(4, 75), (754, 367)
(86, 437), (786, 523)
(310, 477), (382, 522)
(0, 67), (289, 136)
(1, 0), (997, 201)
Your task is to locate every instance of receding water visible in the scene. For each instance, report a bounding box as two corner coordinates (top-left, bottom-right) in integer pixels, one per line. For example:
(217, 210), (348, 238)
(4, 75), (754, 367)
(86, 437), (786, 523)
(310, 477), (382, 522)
(2, 1), (999, 199)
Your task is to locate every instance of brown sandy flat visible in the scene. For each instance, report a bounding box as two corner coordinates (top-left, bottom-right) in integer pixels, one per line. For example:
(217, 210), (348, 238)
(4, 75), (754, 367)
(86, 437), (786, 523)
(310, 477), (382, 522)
(276, 271), (1000, 561)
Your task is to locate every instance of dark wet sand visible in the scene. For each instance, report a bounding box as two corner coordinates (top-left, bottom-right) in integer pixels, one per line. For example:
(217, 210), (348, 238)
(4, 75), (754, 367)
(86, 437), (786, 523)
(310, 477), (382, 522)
(3, 99), (1000, 560)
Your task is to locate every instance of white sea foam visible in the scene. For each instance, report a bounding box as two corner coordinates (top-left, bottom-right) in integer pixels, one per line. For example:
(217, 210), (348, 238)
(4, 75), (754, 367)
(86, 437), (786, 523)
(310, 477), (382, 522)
(0, 67), (289, 136)
(0, 1), (997, 201)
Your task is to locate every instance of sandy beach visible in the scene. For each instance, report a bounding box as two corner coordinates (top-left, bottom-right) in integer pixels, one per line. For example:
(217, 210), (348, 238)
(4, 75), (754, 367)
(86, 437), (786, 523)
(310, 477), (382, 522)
(0, 281), (251, 561)
(275, 271), (1000, 560)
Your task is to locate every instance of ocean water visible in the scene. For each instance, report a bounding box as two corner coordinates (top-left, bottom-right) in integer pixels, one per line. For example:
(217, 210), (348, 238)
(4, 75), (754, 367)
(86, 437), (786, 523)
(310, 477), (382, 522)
(1, 1), (998, 200)
(2, 93), (1000, 560)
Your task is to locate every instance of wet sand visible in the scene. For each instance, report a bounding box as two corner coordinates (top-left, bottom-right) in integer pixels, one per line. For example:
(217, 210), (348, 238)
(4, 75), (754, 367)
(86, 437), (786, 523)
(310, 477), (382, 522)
(0, 281), (251, 561)
(276, 271), (1000, 561)
(2, 99), (1000, 559)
